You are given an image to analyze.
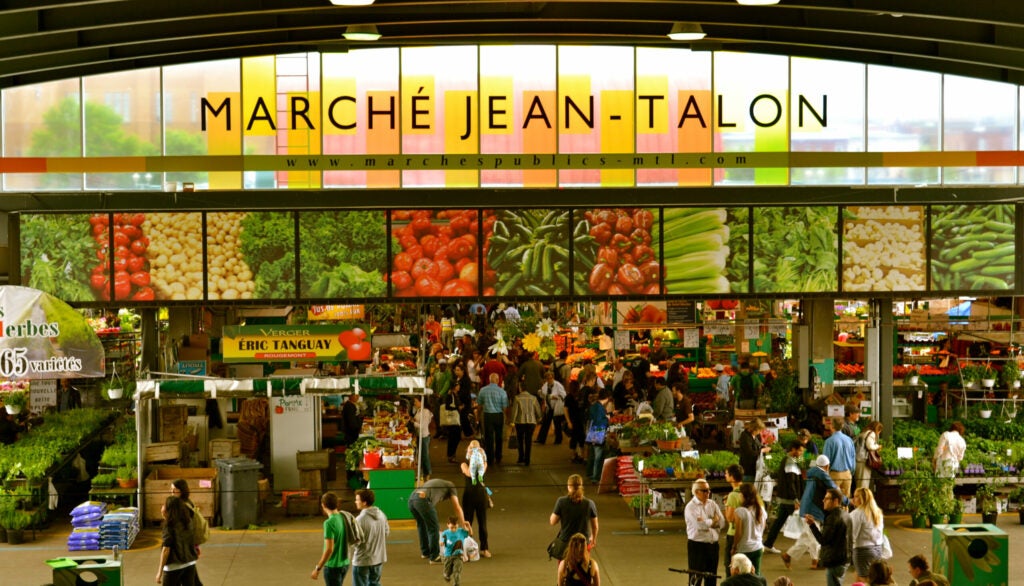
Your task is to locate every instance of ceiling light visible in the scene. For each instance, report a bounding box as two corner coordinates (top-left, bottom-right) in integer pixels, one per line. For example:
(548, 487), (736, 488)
(343, 24), (381, 41)
(667, 22), (706, 41)
(330, 0), (375, 6)
(736, 0), (781, 5)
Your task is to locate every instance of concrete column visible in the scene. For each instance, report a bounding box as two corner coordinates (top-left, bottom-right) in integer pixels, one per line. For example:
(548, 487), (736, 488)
(874, 299), (894, 440)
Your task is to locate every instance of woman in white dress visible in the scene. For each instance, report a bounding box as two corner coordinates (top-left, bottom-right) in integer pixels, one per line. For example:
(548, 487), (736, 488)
(933, 421), (966, 478)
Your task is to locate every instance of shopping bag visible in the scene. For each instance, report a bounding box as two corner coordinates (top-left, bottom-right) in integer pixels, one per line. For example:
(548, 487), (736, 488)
(464, 536), (481, 561)
(585, 422), (607, 445)
(782, 511), (803, 540)
(881, 534), (893, 560)
(507, 430), (517, 449)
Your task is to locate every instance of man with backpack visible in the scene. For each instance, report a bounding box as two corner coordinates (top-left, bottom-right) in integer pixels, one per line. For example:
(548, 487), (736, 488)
(729, 362), (763, 410)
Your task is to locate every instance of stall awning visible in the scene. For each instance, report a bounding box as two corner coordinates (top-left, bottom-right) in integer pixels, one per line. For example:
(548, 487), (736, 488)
(135, 375), (427, 399)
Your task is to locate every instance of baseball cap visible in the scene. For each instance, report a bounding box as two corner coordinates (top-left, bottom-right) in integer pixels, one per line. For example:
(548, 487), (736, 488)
(759, 363), (771, 373)
(714, 363), (725, 372)
(816, 455), (830, 467)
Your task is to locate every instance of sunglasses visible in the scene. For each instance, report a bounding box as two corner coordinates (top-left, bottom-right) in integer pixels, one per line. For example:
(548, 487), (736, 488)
(696, 488), (710, 494)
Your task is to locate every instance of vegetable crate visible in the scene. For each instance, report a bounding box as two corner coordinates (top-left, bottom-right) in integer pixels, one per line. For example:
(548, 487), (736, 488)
(296, 449), (331, 470)
(298, 469), (324, 492)
(209, 439), (241, 461)
(159, 405), (189, 442)
(144, 467), (216, 523)
(144, 441), (183, 463)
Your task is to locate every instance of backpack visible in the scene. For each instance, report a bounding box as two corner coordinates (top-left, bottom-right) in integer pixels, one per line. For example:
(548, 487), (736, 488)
(738, 373), (757, 401)
(339, 510), (364, 551)
(190, 504), (210, 545)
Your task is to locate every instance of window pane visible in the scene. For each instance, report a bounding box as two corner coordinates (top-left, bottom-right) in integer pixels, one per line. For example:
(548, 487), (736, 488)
(3, 79), (83, 190)
(83, 68), (162, 190)
(943, 75), (1016, 184)
(867, 66), (940, 185)
(790, 58), (865, 185)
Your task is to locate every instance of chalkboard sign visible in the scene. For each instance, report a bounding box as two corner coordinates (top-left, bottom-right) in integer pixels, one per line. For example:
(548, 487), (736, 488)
(666, 300), (698, 324)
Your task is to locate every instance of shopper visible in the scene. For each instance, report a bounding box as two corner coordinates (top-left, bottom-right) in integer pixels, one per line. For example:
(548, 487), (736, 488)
(782, 455), (847, 571)
(586, 388), (612, 485)
(721, 554), (767, 586)
(156, 495), (197, 586)
(460, 450), (492, 558)
(672, 381), (695, 431)
(168, 479), (206, 586)
(684, 478), (725, 586)
(738, 419), (770, 483)
(477, 373), (509, 466)
(536, 369), (567, 444)
(311, 492), (349, 586)
(428, 358), (453, 439)
(440, 516), (471, 586)
(511, 383), (542, 465)
(411, 396), (433, 479)
(556, 533), (601, 586)
(855, 421), (882, 491)
(612, 370), (638, 413)
(453, 362), (476, 439)
(407, 479), (470, 564)
(933, 421), (966, 478)
(763, 440), (805, 554)
(441, 391), (464, 463)
(823, 416), (856, 497)
(341, 393), (362, 446)
(549, 473), (599, 557)
(850, 487), (885, 582)
(866, 559), (896, 585)
(842, 404), (862, 439)
(807, 488), (853, 586)
(714, 364), (731, 409)
(731, 483), (767, 575)
(566, 372), (593, 464)
(651, 376), (675, 422)
(519, 351), (544, 397)
(351, 489), (389, 586)
(730, 362), (763, 409)
(722, 464), (745, 574)
(907, 554), (950, 586)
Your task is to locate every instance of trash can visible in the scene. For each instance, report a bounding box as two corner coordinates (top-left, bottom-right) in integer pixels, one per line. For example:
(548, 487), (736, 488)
(215, 457), (262, 529)
(47, 555), (123, 585)
(932, 523), (1008, 585)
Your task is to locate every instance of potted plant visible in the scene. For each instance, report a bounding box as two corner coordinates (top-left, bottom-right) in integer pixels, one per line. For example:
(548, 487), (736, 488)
(925, 476), (956, 526)
(1002, 360), (1021, 390)
(115, 465), (138, 488)
(977, 483), (1001, 525)
(3, 390), (27, 415)
(981, 364), (997, 389)
(960, 364), (981, 389)
(898, 458), (933, 528)
(979, 394), (995, 419)
(949, 498), (964, 524)
(5, 508), (33, 545)
(904, 367), (920, 386)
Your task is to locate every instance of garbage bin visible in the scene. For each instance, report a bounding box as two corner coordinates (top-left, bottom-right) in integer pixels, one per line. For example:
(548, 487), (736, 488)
(215, 457), (262, 529)
(47, 555), (123, 586)
(932, 523), (1008, 585)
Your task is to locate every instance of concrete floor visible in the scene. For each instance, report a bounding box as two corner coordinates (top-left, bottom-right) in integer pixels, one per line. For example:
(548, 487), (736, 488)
(5, 436), (1022, 586)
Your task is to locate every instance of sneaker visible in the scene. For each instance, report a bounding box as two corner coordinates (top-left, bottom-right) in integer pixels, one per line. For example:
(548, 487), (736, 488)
(764, 546), (781, 554)
(429, 556), (443, 564)
(481, 550), (492, 558)
(780, 552), (791, 569)
(443, 573), (451, 582)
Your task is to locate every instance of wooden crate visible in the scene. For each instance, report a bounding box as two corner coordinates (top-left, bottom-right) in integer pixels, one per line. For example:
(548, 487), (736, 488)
(296, 449), (331, 470)
(160, 405), (189, 443)
(299, 469), (324, 491)
(145, 441), (183, 463)
(209, 439), (241, 460)
(286, 495), (321, 517)
(144, 467), (216, 523)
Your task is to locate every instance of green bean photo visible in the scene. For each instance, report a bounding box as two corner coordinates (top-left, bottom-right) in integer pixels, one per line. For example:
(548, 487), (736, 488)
(930, 204), (1015, 291)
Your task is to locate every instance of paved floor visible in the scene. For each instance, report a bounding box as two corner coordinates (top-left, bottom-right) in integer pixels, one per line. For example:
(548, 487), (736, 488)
(4, 436), (1021, 585)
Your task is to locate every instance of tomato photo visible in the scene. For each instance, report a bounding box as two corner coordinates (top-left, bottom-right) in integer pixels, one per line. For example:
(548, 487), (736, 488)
(387, 209), (481, 297)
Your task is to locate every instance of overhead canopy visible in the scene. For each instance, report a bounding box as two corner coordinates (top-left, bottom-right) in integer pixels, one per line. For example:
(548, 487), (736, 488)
(1, 2), (1023, 89)
(134, 375), (427, 399)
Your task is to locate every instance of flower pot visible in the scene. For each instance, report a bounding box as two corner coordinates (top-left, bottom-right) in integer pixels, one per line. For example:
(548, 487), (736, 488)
(1018, 509), (1024, 525)
(982, 512), (999, 525)
(964, 381), (977, 389)
(117, 478), (138, 489)
(911, 513), (929, 528)
(107, 387), (124, 400)
(982, 378), (996, 388)
(7, 529), (24, 545)
(656, 439), (683, 451)
(980, 410), (993, 419)
(949, 511), (963, 524)
(5, 404), (21, 415)
(929, 513), (949, 526)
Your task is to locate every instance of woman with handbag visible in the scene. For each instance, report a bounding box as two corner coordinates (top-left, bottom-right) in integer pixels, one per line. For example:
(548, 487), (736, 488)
(549, 474), (599, 560)
(459, 447), (492, 559)
(850, 486), (886, 583)
(586, 389), (612, 485)
(855, 421), (883, 490)
(442, 391), (464, 463)
(156, 495), (197, 586)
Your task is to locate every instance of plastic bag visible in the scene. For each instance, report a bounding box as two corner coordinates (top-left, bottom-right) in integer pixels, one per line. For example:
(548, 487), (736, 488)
(782, 511), (803, 540)
(881, 534), (893, 560)
(464, 535), (481, 561)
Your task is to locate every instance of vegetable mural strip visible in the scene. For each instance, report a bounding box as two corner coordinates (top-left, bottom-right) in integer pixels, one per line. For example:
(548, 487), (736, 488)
(300, 211), (387, 298)
(145, 213), (204, 300)
(238, 211), (296, 299)
(755, 206), (838, 293)
(574, 208), (660, 295)
(486, 209), (569, 296)
(663, 207), (731, 294)
(206, 212), (255, 300)
(104, 212), (156, 301)
(389, 209), (491, 297)
(931, 204), (1015, 291)
(842, 205), (923, 292)
(20, 214), (98, 302)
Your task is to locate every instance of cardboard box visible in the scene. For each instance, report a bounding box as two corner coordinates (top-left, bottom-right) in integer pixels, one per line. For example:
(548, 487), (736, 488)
(187, 334), (209, 348)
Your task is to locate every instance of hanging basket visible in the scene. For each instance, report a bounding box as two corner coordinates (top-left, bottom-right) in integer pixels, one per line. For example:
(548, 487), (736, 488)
(4, 404), (20, 415)
(980, 410), (993, 419)
(982, 378), (996, 388)
(107, 388), (124, 400)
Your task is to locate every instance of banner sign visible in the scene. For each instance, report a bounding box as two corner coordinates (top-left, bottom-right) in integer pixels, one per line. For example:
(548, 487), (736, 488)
(222, 324), (370, 363)
(0, 286), (105, 378)
(307, 305), (366, 321)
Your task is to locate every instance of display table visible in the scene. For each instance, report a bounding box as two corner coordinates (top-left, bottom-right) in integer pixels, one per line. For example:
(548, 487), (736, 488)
(635, 475), (731, 534)
(88, 487), (137, 508)
(365, 468), (415, 520)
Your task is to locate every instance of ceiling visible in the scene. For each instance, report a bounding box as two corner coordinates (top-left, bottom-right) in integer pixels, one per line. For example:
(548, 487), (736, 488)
(2, 1), (1024, 90)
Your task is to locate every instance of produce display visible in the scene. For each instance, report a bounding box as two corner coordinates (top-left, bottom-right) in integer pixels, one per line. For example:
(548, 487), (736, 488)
(663, 208), (735, 294)
(843, 205), (924, 292)
(486, 209), (569, 296)
(145, 212), (203, 300)
(236, 211), (296, 299)
(300, 211), (387, 298)
(930, 204), (1015, 290)
(20, 214), (97, 303)
(389, 209), (488, 297)
(573, 208), (660, 295)
(358, 406), (417, 469)
(754, 207), (837, 293)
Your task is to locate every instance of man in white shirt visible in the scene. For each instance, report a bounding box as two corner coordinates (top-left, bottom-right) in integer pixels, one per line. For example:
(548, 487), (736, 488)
(535, 370), (567, 445)
(685, 479), (725, 586)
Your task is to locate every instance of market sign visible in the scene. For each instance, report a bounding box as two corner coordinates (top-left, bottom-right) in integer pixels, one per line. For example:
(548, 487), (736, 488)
(222, 324), (370, 363)
(0, 286), (105, 378)
(307, 305), (365, 321)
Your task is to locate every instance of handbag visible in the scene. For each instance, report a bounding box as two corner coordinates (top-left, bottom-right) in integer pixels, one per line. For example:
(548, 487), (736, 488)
(867, 449), (882, 470)
(585, 422), (607, 445)
(546, 535), (569, 560)
(440, 404), (461, 427)
(880, 534), (893, 559)
(507, 429), (518, 449)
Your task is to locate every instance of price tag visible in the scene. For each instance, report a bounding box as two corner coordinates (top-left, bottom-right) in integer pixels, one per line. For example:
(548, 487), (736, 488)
(743, 321), (760, 340)
(31, 379), (57, 412)
(614, 330), (631, 350)
(682, 328), (699, 348)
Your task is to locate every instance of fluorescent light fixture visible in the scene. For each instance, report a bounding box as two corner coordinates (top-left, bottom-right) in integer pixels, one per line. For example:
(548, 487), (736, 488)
(330, 0), (375, 5)
(736, 0), (781, 5)
(343, 24), (381, 41)
(667, 22), (706, 41)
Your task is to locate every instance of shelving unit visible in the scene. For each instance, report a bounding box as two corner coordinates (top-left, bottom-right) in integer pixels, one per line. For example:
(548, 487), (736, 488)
(99, 331), (139, 383)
